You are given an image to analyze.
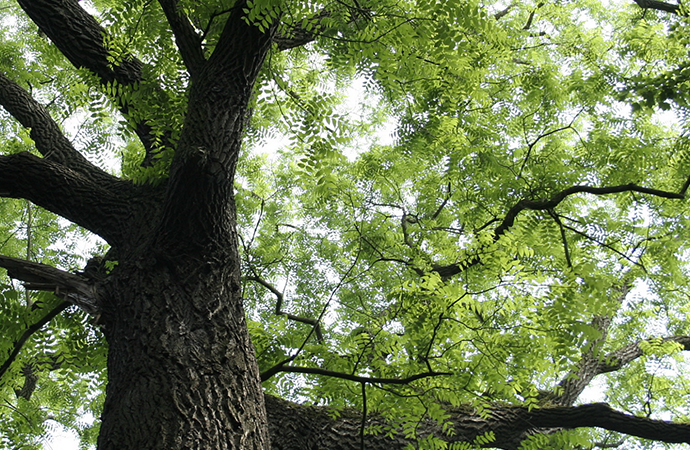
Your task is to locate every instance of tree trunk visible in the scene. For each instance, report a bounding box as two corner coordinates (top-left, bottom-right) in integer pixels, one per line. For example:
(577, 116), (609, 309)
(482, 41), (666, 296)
(97, 243), (270, 450)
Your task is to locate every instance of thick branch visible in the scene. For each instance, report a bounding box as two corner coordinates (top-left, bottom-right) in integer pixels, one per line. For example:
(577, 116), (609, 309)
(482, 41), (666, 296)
(526, 402), (690, 444)
(0, 152), (146, 245)
(632, 0), (682, 14)
(265, 396), (690, 450)
(16, 0), (170, 155)
(599, 335), (690, 374)
(158, 0), (206, 76)
(0, 72), (118, 185)
(0, 255), (99, 315)
(155, 2), (276, 254)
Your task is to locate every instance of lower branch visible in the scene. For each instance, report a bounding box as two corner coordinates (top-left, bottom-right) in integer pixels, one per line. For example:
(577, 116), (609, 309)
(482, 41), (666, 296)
(0, 255), (99, 315)
(265, 396), (690, 450)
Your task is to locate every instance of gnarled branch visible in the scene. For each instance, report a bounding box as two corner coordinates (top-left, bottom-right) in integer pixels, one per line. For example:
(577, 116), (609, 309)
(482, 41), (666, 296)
(0, 255), (99, 315)
(265, 395), (690, 450)
(433, 183), (687, 279)
(599, 335), (690, 374)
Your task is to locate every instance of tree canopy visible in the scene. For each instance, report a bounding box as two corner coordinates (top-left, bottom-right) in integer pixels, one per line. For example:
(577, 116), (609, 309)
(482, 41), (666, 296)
(2, 0), (690, 449)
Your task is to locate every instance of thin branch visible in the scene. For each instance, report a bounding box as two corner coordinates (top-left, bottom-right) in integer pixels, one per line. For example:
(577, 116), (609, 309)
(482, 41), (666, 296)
(0, 301), (70, 381)
(494, 183), (684, 239)
(247, 275), (324, 342)
(432, 182), (682, 279)
(430, 182), (452, 221)
(271, 365), (451, 385)
(518, 112), (581, 178)
(158, 0), (206, 76)
(549, 210), (572, 268)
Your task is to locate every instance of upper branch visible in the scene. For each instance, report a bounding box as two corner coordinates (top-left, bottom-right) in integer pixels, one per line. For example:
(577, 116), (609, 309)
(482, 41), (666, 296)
(267, 365), (451, 385)
(494, 184), (684, 238)
(158, 0), (206, 77)
(247, 275), (324, 342)
(0, 72), (116, 185)
(16, 0), (170, 154)
(273, 9), (331, 51)
(433, 183), (686, 278)
(632, 0), (682, 14)
(599, 335), (690, 374)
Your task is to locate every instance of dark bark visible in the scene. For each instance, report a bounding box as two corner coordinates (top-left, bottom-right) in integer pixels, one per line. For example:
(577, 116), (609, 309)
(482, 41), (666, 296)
(0, 152), (153, 246)
(5, 1), (275, 448)
(264, 396), (690, 450)
(16, 0), (173, 156)
(97, 254), (268, 450)
(632, 0), (682, 14)
(3, 0), (690, 449)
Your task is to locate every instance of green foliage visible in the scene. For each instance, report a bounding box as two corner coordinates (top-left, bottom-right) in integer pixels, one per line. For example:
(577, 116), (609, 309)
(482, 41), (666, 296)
(3, 0), (690, 449)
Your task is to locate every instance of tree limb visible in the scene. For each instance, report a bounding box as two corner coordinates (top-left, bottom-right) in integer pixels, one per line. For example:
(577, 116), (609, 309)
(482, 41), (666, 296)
(273, 9), (331, 51)
(15, 0), (172, 156)
(0, 255), (99, 315)
(247, 275), (324, 342)
(632, 0), (682, 14)
(598, 335), (690, 374)
(266, 365), (451, 385)
(157, 0), (206, 77)
(433, 183), (686, 278)
(0, 72), (118, 186)
(0, 152), (148, 245)
(265, 395), (690, 450)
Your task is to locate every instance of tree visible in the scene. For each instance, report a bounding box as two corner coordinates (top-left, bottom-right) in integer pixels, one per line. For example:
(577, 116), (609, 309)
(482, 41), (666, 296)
(2, 0), (690, 448)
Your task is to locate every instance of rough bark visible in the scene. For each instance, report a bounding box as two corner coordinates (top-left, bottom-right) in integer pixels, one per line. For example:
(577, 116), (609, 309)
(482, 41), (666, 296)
(3, 1), (275, 449)
(264, 395), (690, 450)
(96, 253), (268, 450)
(15, 0), (167, 155)
(3, 0), (690, 449)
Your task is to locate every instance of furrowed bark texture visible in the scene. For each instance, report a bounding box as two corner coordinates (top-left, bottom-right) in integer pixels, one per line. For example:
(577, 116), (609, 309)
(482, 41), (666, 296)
(98, 256), (267, 450)
(264, 396), (690, 450)
(5, 1), (274, 449)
